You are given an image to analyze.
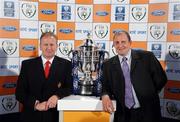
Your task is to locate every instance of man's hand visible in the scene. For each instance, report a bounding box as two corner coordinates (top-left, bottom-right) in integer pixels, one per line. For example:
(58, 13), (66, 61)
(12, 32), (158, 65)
(46, 95), (59, 110)
(35, 101), (47, 111)
(102, 95), (114, 113)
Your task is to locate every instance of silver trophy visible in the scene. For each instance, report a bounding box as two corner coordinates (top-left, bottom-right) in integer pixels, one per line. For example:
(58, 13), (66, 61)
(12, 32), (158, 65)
(71, 35), (109, 96)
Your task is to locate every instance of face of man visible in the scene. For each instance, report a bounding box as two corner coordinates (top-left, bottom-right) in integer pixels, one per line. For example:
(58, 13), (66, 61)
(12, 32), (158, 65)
(113, 32), (131, 56)
(40, 35), (57, 60)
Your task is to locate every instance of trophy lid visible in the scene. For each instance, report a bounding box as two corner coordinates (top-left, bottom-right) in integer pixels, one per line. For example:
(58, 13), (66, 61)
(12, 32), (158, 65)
(80, 32), (95, 47)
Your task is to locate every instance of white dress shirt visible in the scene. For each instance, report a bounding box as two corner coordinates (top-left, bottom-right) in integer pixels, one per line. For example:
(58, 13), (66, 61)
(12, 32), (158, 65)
(118, 49), (140, 108)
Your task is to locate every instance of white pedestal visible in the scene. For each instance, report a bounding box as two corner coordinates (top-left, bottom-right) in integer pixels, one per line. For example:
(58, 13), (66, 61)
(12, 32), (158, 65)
(57, 95), (116, 122)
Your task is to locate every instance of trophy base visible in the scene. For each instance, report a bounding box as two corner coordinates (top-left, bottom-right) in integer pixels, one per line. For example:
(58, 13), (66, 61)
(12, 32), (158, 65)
(78, 83), (95, 96)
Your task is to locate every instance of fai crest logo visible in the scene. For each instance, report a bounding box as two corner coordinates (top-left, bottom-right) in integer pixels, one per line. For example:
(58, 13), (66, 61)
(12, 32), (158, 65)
(77, 6), (91, 20)
(94, 25), (108, 39)
(21, 3), (36, 18)
(2, 40), (17, 55)
(150, 25), (165, 40)
(40, 23), (55, 33)
(131, 6), (146, 21)
(166, 101), (180, 117)
(59, 42), (72, 56)
(168, 44), (180, 59)
(2, 96), (17, 111)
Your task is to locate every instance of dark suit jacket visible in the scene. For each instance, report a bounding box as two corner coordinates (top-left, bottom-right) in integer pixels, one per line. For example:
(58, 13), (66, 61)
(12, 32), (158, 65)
(101, 50), (167, 122)
(15, 56), (72, 122)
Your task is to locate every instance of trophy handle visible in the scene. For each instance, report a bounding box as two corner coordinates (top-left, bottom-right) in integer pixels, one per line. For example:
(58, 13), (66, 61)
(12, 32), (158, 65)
(103, 50), (109, 59)
(67, 50), (73, 60)
(105, 50), (109, 58)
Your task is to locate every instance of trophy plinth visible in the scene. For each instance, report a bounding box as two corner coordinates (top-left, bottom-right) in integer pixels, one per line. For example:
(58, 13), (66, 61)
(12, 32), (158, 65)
(71, 37), (108, 96)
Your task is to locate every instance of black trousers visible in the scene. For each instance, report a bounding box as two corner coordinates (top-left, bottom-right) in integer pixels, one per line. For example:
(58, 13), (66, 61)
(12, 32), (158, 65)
(124, 107), (143, 122)
(124, 107), (162, 122)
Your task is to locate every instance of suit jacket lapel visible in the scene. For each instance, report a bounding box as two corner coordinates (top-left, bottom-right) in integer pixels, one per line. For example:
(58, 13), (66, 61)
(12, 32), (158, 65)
(130, 50), (139, 73)
(111, 56), (125, 97)
(36, 56), (46, 81)
(47, 56), (60, 81)
(112, 55), (122, 78)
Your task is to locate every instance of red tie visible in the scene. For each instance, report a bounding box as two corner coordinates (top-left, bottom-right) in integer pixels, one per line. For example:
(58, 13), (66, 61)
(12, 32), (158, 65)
(45, 61), (51, 78)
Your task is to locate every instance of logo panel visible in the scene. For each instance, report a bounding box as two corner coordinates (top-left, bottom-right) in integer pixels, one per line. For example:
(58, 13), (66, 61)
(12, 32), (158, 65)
(0, 95), (19, 114)
(0, 19), (19, 38)
(1, 39), (18, 57)
(75, 23), (92, 40)
(76, 5), (92, 22)
(57, 22), (75, 40)
(0, 76), (17, 95)
(169, 44), (180, 60)
(148, 3), (168, 23)
(93, 23), (110, 40)
(19, 39), (38, 57)
(93, 4), (110, 22)
(163, 99), (180, 120)
(2, 0), (19, 19)
(129, 23), (147, 41)
(20, 20), (38, 39)
(57, 4), (75, 22)
(39, 2), (56, 21)
(20, 1), (38, 20)
(147, 42), (166, 60)
(168, 2), (180, 22)
(167, 23), (180, 42)
(0, 58), (19, 76)
(164, 81), (180, 100)
(148, 23), (167, 41)
(111, 5), (129, 23)
(166, 63), (180, 81)
(130, 4), (148, 22)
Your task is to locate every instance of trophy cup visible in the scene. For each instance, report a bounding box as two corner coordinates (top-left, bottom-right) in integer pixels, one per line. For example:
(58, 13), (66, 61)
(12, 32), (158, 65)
(71, 35), (109, 96)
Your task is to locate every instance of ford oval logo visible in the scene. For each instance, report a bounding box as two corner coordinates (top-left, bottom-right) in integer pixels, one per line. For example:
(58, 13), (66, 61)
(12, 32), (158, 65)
(171, 29), (180, 35)
(113, 29), (123, 34)
(151, 10), (165, 16)
(167, 88), (180, 93)
(22, 45), (36, 51)
(96, 11), (108, 16)
(41, 9), (55, 15)
(59, 28), (73, 34)
(1, 26), (17, 31)
(2, 82), (16, 88)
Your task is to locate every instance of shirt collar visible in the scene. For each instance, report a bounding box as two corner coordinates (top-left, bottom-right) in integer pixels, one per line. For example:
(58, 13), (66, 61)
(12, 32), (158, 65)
(118, 49), (131, 63)
(41, 55), (54, 65)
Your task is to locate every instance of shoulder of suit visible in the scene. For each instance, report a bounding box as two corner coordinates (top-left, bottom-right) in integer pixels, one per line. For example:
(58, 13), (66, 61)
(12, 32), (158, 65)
(22, 57), (40, 65)
(132, 49), (154, 59)
(103, 55), (118, 64)
(55, 56), (71, 64)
